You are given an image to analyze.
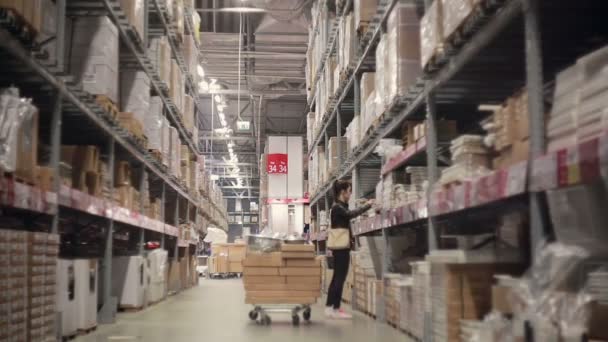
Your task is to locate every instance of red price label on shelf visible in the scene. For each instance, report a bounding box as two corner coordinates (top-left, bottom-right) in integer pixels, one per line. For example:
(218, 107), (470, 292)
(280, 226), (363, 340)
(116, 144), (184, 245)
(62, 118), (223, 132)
(267, 153), (288, 174)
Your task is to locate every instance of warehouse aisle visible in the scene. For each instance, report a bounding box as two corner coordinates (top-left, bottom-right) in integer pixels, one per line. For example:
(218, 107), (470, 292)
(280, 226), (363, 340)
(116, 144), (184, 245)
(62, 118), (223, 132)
(75, 278), (409, 342)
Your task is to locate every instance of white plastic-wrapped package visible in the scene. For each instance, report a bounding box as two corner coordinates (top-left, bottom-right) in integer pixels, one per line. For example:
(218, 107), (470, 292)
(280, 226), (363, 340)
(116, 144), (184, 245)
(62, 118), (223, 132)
(145, 97), (163, 151)
(346, 115), (360, 151)
(169, 127), (181, 177)
(328, 137), (347, 173)
(183, 94), (195, 134)
(440, 0), (474, 42)
(182, 34), (198, 79)
(420, 0), (443, 69)
(149, 36), (171, 86)
(170, 60), (184, 115)
(363, 89), (377, 135)
(0, 88), (38, 174)
(339, 13), (356, 73)
(192, 10), (201, 44)
(387, 2), (422, 101)
(161, 118), (170, 167)
(70, 16), (119, 103)
(173, 0), (184, 37)
(119, 0), (145, 41)
(375, 34), (389, 112)
(120, 70), (150, 125)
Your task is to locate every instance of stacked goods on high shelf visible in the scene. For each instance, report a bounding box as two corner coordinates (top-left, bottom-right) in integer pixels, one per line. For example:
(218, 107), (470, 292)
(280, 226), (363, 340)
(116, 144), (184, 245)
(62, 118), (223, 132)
(69, 16), (119, 107)
(420, 0), (483, 69)
(547, 46), (608, 151)
(120, 70), (150, 145)
(306, 0), (336, 98)
(0, 88), (39, 185)
(149, 36), (172, 87)
(208, 243), (246, 275)
(354, 0), (378, 34)
(328, 136), (347, 175)
(119, 0), (145, 41)
(337, 12), (355, 75)
(242, 244), (322, 305)
(439, 135), (490, 186)
(308, 145), (327, 195)
(0, 229), (59, 342)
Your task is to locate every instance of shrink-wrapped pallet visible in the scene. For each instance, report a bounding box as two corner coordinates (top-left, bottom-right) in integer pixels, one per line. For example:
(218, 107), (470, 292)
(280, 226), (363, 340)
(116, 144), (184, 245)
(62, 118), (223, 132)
(69, 16), (119, 104)
(145, 97), (163, 151)
(375, 35), (389, 113)
(183, 94), (195, 134)
(354, 0), (378, 31)
(182, 34), (198, 79)
(387, 2), (422, 101)
(170, 60), (184, 116)
(149, 36), (171, 86)
(161, 117), (171, 167)
(420, 0), (443, 69)
(119, 0), (145, 41)
(440, 0), (474, 42)
(120, 70), (150, 126)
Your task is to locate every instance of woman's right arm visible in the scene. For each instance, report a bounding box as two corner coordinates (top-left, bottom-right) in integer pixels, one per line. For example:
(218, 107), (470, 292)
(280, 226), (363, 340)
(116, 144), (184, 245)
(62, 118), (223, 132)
(334, 203), (372, 219)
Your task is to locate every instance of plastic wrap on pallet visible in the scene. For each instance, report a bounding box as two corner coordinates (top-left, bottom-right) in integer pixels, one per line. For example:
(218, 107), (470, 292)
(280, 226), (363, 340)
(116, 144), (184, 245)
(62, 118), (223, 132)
(149, 36), (172, 86)
(170, 59), (184, 116)
(120, 70), (150, 126)
(119, 0), (144, 41)
(354, 0), (378, 31)
(161, 117), (170, 167)
(362, 89), (377, 135)
(168, 126), (179, 176)
(182, 34), (198, 79)
(145, 97), (163, 151)
(326, 56), (337, 97)
(183, 94), (195, 134)
(69, 16), (119, 104)
(306, 112), (315, 146)
(339, 13), (356, 73)
(328, 137), (347, 174)
(0, 88), (38, 174)
(387, 2), (422, 102)
(375, 34), (389, 114)
(172, 0), (184, 37)
(420, 0), (443, 69)
(440, 0), (474, 42)
(345, 115), (360, 151)
(192, 10), (201, 44)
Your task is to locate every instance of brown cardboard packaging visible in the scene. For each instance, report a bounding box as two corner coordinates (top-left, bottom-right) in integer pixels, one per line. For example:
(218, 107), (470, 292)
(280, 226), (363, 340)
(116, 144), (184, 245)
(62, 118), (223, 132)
(244, 283), (320, 291)
(228, 262), (243, 273)
(242, 253), (284, 267)
(286, 276), (321, 285)
(114, 161), (132, 186)
(279, 267), (322, 277)
(280, 244), (315, 253)
(243, 267), (280, 276)
(15, 107), (38, 184)
(228, 244), (246, 262)
(242, 276), (286, 284)
(285, 258), (322, 267)
(35, 167), (54, 193)
(281, 252), (315, 259)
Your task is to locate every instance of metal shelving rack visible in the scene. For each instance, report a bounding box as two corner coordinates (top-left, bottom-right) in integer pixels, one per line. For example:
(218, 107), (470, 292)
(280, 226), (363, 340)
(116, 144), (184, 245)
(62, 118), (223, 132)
(308, 0), (608, 336)
(0, 0), (227, 325)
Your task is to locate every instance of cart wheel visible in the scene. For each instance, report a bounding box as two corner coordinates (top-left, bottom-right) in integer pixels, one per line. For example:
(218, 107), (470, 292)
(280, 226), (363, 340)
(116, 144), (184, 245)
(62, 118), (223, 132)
(249, 310), (258, 321)
(303, 309), (311, 321)
(262, 315), (271, 325)
(292, 315), (300, 326)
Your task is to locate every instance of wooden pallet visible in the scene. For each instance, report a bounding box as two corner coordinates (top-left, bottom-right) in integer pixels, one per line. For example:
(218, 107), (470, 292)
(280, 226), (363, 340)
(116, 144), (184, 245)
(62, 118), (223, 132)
(95, 95), (119, 119)
(77, 326), (97, 336)
(148, 149), (163, 163)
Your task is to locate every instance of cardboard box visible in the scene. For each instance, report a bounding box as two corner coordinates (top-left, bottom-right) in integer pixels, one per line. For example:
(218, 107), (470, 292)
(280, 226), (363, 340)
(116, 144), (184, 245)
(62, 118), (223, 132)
(35, 167), (54, 193)
(242, 276), (285, 284)
(281, 244), (315, 253)
(119, 0), (144, 41)
(245, 290), (319, 298)
(279, 267), (321, 277)
(242, 253), (284, 267)
(285, 258), (322, 268)
(281, 252), (315, 259)
(244, 283), (320, 291)
(15, 106), (38, 184)
(228, 262), (243, 273)
(286, 276), (321, 285)
(228, 244), (246, 262)
(243, 267), (280, 276)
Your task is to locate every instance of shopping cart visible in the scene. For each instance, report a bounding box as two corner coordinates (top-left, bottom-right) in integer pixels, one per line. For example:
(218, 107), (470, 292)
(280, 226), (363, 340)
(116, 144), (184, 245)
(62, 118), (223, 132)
(248, 304), (312, 326)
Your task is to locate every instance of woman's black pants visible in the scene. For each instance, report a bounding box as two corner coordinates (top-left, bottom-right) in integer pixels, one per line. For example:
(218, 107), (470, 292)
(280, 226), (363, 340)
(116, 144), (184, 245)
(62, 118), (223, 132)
(325, 249), (350, 309)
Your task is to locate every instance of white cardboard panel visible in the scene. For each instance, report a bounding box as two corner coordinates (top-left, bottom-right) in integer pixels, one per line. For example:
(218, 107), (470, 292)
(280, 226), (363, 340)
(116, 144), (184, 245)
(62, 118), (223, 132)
(287, 136), (304, 198)
(268, 136), (288, 198)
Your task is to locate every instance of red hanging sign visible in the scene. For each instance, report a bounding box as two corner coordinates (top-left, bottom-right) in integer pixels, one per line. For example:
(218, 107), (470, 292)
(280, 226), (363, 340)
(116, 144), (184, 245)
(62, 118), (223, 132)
(267, 153), (288, 174)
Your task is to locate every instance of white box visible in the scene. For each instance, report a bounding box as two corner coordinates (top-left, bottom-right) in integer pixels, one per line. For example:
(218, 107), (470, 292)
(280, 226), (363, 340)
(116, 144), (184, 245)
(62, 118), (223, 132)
(55, 259), (78, 337)
(69, 16), (119, 104)
(111, 256), (148, 308)
(146, 97), (163, 151)
(120, 70), (150, 125)
(74, 259), (98, 331)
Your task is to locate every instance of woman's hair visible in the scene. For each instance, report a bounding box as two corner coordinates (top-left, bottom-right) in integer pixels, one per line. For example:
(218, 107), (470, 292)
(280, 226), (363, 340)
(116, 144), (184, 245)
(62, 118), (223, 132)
(333, 179), (352, 198)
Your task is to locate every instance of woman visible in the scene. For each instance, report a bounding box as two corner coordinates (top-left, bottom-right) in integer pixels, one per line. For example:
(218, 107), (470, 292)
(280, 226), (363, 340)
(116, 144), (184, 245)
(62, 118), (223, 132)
(325, 179), (373, 319)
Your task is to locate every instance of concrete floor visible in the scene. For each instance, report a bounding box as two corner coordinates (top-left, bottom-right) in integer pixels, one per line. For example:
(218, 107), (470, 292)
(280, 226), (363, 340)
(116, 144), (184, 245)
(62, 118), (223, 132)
(76, 278), (410, 342)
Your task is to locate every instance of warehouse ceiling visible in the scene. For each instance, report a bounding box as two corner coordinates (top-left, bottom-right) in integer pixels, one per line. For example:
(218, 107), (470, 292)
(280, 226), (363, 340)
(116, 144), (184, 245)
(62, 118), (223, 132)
(195, 0), (311, 198)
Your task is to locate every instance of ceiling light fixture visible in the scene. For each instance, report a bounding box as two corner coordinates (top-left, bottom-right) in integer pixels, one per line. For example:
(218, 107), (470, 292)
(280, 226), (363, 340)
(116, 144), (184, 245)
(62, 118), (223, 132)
(214, 95), (222, 103)
(197, 65), (205, 77)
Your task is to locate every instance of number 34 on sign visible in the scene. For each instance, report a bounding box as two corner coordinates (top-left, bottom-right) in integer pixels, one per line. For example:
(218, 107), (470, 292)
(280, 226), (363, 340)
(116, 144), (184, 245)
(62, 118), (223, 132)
(267, 153), (288, 174)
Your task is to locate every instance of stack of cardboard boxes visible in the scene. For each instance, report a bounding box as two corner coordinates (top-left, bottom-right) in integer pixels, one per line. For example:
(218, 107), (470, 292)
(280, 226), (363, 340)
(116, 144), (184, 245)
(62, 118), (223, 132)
(243, 244), (321, 305)
(61, 146), (103, 197)
(0, 229), (59, 342)
(209, 243), (246, 275)
(490, 91), (530, 169)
